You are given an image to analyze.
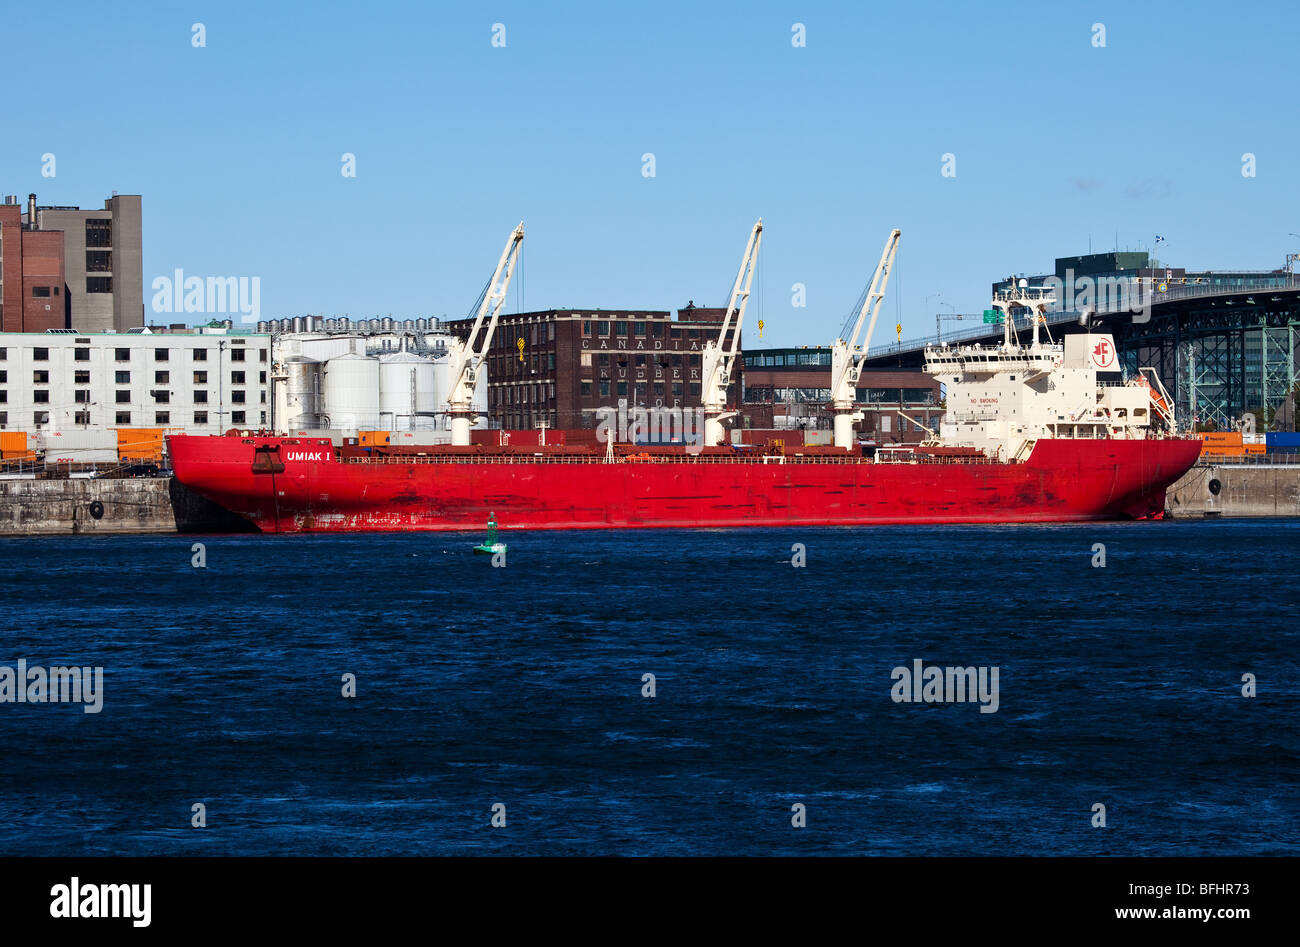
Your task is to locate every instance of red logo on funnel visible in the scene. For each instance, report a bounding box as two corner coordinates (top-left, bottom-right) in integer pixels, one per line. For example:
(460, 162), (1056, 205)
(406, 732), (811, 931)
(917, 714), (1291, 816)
(1092, 339), (1115, 368)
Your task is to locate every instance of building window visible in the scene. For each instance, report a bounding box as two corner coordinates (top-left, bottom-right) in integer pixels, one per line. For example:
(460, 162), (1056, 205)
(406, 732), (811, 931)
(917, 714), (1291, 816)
(230, 349), (246, 362)
(116, 391), (131, 404)
(193, 371), (207, 384)
(116, 411), (131, 424)
(32, 391), (49, 403)
(33, 348), (48, 361)
(259, 349), (267, 362)
(86, 250), (112, 272)
(259, 371), (266, 384)
(75, 390), (90, 404)
(597, 321), (610, 337)
(231, 391), (245, 404)
(153, 391), (170, 404)
(260, 411), (267, 425)
(194, 411), (208, 424)
(155, 348), (169, 361)
(74, 371), (90, 384)
(155, 371), (169, 384)
(232, 411), (246, 425)
(0, 371), (6, 382)
(87, 277), (113, 293)
(85, 219), (112, 248)
(33, 371), (49, 384)
(231, 371), (245, 384)
(33, 412), (49, 426)
(115, 371), (130, 384)
(115, 348), (131, 361)
(31, 287), (51, 298)
(0, 411), (6, 425)
(193, 349), (207, 361)
(194, 390), (208, 404)
(581, 381), (592, 397)
(155, 412), (170, 424)
(74, 411), (91, 425)
(74, 348), (90, 361)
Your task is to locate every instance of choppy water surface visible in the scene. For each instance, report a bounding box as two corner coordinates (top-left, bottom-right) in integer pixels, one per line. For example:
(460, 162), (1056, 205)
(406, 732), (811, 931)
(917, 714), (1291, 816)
(0, 520), (1296, 855)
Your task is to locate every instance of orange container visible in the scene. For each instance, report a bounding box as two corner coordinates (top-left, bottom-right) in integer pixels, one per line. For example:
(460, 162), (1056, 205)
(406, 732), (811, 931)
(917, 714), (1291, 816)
(116, 428), (167, 461)
(358, 431), (391, 447)
(1198, 431), (1242, 447)
(0, 432), (35, 463)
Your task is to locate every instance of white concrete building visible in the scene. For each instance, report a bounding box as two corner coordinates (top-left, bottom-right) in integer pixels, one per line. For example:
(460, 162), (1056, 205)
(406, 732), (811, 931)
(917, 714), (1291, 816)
(0, 327), (271, 434)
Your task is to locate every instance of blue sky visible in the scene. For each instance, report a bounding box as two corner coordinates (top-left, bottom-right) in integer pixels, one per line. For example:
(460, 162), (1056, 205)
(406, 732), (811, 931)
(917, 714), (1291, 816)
(4, 0), (1295, 348)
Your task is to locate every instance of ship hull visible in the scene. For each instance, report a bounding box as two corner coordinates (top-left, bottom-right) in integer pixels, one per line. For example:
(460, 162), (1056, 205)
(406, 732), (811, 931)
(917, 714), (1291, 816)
(167, 435), (1203, 533)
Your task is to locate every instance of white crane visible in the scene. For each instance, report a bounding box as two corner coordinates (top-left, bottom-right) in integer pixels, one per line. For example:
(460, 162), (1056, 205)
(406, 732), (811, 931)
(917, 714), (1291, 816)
(445, 222), (525, 446)
(830, 228), (901, 449)
(700, 218), (763, 447)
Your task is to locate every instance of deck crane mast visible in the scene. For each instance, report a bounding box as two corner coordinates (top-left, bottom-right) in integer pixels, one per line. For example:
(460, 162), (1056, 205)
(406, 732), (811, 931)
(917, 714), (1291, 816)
(700, 218), (763, 447)
(829, 228), (901, 450)
(444, 222), (525, 446)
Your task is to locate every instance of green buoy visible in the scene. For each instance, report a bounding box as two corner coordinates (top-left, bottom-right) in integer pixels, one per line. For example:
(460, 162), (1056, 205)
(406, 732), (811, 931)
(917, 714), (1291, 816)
(473, 512), (506, 555)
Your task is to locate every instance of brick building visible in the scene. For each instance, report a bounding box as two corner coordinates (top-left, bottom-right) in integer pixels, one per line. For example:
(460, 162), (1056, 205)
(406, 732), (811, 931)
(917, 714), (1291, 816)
(0, 198), (66, 333)
(443, 304), (741, 430)
(0, 191), (144, 334)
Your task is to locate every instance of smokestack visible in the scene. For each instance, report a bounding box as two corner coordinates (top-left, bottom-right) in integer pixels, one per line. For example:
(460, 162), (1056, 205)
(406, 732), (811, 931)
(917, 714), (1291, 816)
(26, 193), (37, 230)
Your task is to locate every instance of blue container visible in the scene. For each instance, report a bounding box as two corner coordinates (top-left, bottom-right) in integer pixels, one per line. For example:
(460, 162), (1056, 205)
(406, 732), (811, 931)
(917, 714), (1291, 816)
(1265, 432), (1300, 449)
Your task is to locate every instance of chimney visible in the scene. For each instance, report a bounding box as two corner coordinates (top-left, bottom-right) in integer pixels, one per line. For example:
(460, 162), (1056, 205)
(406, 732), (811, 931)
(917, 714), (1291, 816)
(3, 195), (15, 205)
(27, 193), (37, 229)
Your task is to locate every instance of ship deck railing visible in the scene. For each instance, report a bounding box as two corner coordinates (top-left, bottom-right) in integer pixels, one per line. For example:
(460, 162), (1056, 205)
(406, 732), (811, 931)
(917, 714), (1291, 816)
(339, 453), (1008, 466)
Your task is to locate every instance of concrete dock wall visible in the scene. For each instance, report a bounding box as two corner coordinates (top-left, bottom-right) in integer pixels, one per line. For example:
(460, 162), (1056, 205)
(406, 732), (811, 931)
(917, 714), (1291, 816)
(1166, 463), (1300, 518)
(0, 478), (254, 535)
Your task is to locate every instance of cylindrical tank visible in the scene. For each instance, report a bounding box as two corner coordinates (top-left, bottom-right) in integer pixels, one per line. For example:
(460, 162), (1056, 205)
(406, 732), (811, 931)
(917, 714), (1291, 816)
(256, 321), (269, 333)
(284, 356), (323, 429)
(323, 353), (380, 431)
(379, 352), (436, 430)
(291, 316), (305, 334)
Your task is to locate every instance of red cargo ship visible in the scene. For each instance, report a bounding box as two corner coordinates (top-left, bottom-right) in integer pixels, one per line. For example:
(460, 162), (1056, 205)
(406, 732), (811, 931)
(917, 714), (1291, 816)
(166, 227), (1201, 533)
(166, 432), (1201, 533)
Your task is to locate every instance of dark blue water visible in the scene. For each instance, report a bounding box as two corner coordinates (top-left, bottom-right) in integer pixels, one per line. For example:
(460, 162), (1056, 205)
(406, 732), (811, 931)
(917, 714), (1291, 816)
(1, 520), (1296, 856)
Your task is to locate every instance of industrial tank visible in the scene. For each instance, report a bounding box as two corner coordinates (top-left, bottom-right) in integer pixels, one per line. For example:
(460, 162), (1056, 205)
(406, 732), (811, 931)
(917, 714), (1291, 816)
(283, 356), (323, 430)
(378, 352), (437, 430)
(322, 353), (381, 431)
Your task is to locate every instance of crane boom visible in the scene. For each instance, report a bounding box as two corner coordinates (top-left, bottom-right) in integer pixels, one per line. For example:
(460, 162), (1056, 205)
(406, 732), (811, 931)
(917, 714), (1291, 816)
(446, 221), (525, 445)
(830, 228), (901, 449)
(701, 218), (763, 446)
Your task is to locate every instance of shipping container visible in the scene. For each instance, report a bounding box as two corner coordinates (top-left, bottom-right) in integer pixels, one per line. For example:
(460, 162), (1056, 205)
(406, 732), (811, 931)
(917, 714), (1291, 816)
(0, 432), (35, 463)
(116, 427), (169, 461)
(1266, 432), (1300, 449)
(1198, 431), (1242, 447)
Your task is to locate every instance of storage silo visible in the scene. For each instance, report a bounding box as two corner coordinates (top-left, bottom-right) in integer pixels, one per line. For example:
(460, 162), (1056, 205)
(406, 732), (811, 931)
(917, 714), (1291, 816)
(379, 352), (437, 431)
(322, 353), (381, 431)
(284, 356), (323, 430)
